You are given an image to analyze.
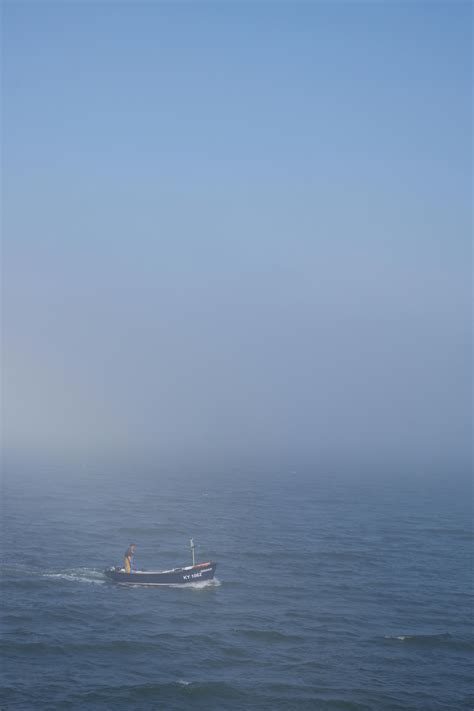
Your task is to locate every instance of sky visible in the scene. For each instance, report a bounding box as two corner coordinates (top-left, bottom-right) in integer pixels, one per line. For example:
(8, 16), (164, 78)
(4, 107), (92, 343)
(2, 1), (472, 474)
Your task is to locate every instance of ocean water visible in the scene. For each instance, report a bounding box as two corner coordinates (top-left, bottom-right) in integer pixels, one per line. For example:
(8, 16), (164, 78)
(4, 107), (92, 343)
(1, 468), (472, 710)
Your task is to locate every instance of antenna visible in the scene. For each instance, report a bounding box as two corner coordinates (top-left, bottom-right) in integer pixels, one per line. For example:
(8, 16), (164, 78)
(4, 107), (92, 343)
(190, 538), (195, 566)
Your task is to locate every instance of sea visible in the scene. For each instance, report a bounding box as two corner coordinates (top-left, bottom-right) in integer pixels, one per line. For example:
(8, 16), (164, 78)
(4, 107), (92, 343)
(1, 466), (472, 710)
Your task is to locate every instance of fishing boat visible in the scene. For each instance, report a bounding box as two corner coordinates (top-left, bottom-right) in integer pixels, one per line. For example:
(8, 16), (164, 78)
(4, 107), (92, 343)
(104, 539), (217, 586)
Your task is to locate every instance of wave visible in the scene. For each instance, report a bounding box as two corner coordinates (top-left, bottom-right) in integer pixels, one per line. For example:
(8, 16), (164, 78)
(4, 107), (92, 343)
(423, 527), (473, 539)
(317, 551), (373, 562)
(383, 633), (474, 650)
(259, 684), (377, 710)
(0, 578), (50, 590)
(300, 701), (376, 711)
(116, 525), (187, 536)
(64, 681), (245, 705)
(0, 639), (178, 655)
(1, 612), (34, 623)
(233, 628), (305, 643)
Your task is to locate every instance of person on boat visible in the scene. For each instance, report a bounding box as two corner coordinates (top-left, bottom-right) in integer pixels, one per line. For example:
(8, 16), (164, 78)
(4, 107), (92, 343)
(124, 543), (136, 573)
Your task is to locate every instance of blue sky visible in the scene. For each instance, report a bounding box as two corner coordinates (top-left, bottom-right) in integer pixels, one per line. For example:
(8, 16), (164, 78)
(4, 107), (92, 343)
(2, 1), (472, 471)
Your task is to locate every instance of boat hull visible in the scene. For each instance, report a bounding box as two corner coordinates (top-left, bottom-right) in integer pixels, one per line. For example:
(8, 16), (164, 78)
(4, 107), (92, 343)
(104, 562), (217, 586)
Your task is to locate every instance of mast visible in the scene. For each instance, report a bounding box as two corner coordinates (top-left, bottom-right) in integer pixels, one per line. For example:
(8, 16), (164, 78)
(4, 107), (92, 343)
(190, 538), (195, 566)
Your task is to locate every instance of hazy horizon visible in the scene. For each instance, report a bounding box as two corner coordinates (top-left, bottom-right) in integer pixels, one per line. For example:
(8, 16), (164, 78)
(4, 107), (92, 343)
(2, 1), (472, 475)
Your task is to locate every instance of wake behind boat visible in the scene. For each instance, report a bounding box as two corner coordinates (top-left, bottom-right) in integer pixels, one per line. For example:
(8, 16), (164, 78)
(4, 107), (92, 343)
(104, 539), (217, 586)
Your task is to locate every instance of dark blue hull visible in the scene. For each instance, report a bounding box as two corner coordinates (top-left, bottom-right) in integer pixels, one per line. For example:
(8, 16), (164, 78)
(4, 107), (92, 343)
(104, 562), (217, 585)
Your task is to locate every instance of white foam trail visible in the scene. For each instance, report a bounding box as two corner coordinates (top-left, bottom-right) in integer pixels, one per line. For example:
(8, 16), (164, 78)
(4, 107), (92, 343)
(384, 635), (409, 641)
(178, 577), (221, 590)
(43, 569), (105, 585)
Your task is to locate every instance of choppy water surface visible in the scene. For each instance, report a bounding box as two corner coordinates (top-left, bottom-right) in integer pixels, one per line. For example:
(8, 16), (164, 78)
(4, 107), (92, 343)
(1, 469), (472, 710)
